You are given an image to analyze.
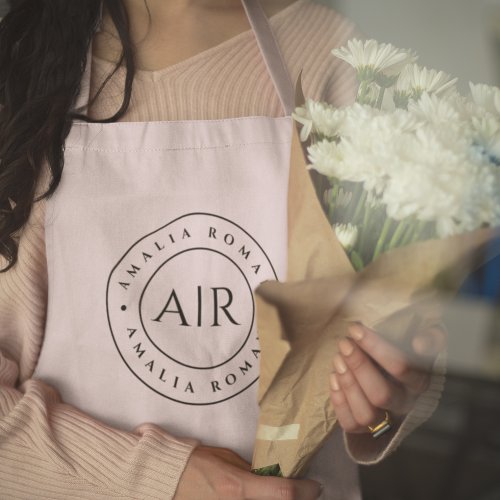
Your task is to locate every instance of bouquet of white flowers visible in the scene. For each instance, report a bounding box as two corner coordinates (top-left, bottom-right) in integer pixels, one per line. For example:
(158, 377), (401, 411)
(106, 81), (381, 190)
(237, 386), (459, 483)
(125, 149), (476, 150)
(295, 39), (500, 269)
(252, 39), (500, 478)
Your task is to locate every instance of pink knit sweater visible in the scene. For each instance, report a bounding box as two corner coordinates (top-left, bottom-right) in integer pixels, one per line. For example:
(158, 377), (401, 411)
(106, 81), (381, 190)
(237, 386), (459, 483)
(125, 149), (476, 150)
(0, 1), (445, 498)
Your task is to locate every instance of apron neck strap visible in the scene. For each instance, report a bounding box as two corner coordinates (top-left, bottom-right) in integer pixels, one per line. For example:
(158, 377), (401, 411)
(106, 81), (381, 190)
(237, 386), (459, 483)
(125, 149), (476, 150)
(74, 0), (295, 115)
(241, 0), (295, 116)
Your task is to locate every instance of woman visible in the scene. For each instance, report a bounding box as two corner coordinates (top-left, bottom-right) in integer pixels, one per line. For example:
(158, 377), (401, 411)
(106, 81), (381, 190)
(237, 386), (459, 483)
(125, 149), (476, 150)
(0, 1), (446, 498)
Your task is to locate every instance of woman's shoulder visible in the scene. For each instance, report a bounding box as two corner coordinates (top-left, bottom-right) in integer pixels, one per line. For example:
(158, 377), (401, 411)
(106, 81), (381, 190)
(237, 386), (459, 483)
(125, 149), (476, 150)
(271, 0), (354, 28)
(271, 0), (358, 104)
(272, 0), (357, 50)
(261, 0), (299, 18)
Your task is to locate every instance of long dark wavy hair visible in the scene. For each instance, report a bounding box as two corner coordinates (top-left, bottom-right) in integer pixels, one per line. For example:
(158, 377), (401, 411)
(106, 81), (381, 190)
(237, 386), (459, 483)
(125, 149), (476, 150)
(0, 0), (136, 271)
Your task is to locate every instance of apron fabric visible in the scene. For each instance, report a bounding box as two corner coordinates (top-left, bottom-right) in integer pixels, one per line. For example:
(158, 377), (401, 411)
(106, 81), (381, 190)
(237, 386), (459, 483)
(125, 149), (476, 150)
(35, 0), (294, 463)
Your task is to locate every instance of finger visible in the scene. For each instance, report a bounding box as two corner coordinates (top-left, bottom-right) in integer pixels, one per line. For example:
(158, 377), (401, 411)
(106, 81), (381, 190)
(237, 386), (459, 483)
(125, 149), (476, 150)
(348, 323), (430, 394)
(411, 324), (447, 359)
(337, 337), (412, 414)
(330, 373), (364, 433)
(195, 445), (250, 470)
(213, 447), (251, 470)
(333, 354), (389, 428)
(246, 474), (321, 500)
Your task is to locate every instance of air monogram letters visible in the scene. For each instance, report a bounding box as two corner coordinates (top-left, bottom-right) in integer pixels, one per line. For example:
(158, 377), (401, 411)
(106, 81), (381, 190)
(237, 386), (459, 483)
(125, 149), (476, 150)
(106, 213), (277, 405)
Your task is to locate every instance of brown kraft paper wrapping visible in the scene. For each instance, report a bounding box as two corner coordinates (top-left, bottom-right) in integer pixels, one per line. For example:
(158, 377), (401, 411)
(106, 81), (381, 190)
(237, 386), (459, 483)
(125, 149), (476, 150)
(252, 226), (497, 477)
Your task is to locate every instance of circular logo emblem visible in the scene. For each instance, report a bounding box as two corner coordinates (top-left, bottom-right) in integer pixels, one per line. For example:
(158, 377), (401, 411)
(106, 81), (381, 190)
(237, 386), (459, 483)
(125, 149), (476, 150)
(106, 213), (277, 405)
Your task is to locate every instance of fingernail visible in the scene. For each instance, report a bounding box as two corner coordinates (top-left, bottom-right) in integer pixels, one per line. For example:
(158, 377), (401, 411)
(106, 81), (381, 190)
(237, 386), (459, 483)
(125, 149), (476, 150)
(333, 354), (347, 374)
(413, 334), (437, 356)
(349, 323), (365, 341)
(338, 338), (354, 356)
(330, 373), (340, 391)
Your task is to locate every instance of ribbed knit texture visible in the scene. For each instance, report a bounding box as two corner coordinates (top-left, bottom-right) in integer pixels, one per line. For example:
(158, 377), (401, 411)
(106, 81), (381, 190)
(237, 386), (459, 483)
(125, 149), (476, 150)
(88, 0), (358, 121)
(0, 1), (445, 497)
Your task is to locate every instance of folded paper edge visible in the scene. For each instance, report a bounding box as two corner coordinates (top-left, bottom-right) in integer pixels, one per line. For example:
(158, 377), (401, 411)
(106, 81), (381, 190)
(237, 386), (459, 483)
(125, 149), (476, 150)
(257, 424), (301, 441)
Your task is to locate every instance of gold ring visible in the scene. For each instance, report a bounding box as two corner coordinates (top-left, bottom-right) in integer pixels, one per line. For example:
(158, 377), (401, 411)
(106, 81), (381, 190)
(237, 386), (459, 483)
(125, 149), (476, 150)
(368, 411), (392, 438)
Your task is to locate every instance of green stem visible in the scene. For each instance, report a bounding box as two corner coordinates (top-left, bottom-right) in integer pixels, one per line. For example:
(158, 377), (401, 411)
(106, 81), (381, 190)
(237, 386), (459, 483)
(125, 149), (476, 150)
(376, 87), (386, 109)
(409, 220), (428, 244)
(343, 182), (363, 221)
(327, 183), (340, 222)
(352, 189), (368, 225)
(357, 204), (372, 261)
(357, 80), (370, 104)
(372, 218), (393, 261)
(387, 220), (407, 250)
(349, 250), (365, 271)
(253, 465), (283, 477)
(401, 220), (416, 246)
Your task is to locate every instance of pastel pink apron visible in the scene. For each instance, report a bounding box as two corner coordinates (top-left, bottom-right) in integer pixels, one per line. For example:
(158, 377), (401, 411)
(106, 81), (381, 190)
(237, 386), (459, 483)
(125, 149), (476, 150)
(34, 0), (293, 463)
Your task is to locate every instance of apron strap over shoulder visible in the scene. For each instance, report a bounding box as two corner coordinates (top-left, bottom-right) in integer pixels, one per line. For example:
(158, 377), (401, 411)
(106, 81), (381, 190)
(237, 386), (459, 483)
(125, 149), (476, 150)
(241, 0), (295, 116)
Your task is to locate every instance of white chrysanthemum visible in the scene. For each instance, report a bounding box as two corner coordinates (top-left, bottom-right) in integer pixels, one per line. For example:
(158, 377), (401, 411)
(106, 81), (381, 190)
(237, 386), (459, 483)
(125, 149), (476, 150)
(307, 100), (345, 138)
(374, 120), (477, 232)
(395, 64), (457, 98)
(305, 75), (500, 239)
(337, 102), (383, 137)
(340, 103), (421, 138)
(334, 223), (359, 250)
(293, 99), (345, 141)
(456, 164), (500, 235)
(408, 92), (479, 145)
(383, 161), (469, 226)
(477, 168), (500, 223)
(408, 92), (461, 123)
(469, 82), (500, 117)
(324, 186), (355, 209)
(292, 105), (313, 141)
(307, 139), (345, 177)
(335, 137), (388, 193)
(383, 165), (463, 223)
(332, 106), (424, 194)
(308, 135), (376, 187)
(470, 115), (500, 167)
(332, 39), (417, 79)
(379, 119), (498, 237)
(326, 187), (353, 208)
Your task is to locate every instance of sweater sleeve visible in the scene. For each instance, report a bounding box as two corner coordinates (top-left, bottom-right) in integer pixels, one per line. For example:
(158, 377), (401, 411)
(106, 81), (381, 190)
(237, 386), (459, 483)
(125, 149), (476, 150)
(0, 192), (196, 499)
(342, 351), (447, 464)
(275, 0), (359, 108)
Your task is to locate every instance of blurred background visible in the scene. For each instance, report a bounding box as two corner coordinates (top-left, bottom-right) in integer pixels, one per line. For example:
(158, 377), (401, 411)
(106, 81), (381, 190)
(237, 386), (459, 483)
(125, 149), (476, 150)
(0, 0), (499, 499)
(330, 0), (500, 90)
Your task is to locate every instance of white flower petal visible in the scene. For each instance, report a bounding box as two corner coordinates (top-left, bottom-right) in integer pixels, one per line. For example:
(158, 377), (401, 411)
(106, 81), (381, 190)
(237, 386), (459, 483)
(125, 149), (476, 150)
(334, 223), (359, 250)
(332, 39), (417, 78)
(470, 82), (500, 117)
(396, 64), (457, 97)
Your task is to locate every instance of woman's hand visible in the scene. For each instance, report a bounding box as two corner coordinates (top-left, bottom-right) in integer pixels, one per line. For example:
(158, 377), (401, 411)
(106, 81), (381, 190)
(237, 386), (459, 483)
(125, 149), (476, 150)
(329, 322), (447, 435)
(174, 445), (322, 500)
